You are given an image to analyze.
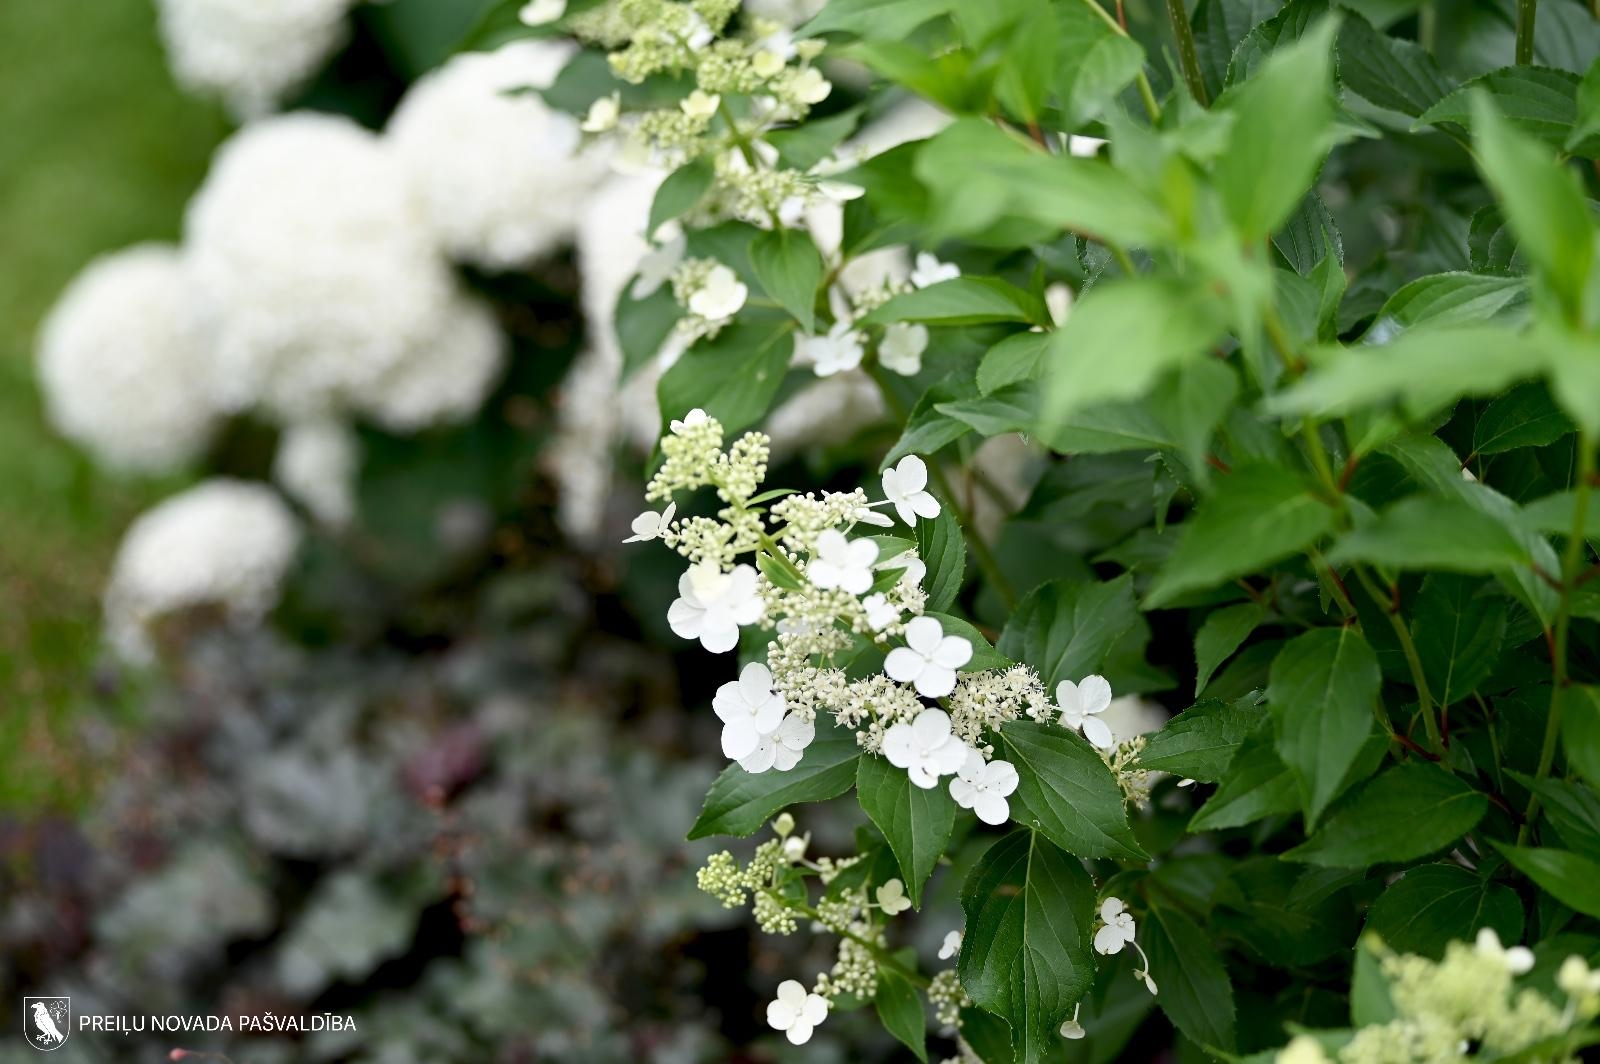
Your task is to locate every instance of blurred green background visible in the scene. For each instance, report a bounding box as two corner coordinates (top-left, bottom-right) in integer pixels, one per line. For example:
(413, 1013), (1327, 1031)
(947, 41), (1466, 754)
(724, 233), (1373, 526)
(0, 1), (227, 809)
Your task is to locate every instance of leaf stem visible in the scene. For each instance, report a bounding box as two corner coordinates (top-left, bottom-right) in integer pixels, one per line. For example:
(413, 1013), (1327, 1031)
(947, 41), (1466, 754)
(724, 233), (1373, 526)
(1165, 0), (1210, 106)
(1516, 0), (1539, 65)
(1351, 564), (1444, 753)
(1518, 431), (1596, 842)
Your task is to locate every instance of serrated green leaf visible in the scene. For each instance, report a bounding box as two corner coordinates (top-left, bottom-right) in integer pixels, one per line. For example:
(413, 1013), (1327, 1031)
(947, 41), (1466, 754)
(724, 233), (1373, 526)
(1337, 13), (1454, 118)
(657, 313), (794, 436)
(997, 576), (1141, 692)
(876, 965), (929, 1061)
(1194, 602), (1269, 695)
(1418, 66), (1580, 150)
(976, 331), (1052, 394)
(1270, 627), (1379, 827)
(1365, 272), (1529, 340)
(688, 726), (860, 839)
(915, 503), (965, 612)
(1054, 2), (1145, 124)
(1562, 685), (1600, 786)
(1327, 495), (1532, 573)
(749, 229), (822, 333)
(1285, 763), (1488, 868)
(862, 276), (1046, 327)
(1364, 864), (1524, 959)
(1411, 574), (1507, 707)
(1144, 903), (1236, 1052)
(647, 158), (715, 238)
(1189, 721), (1301, 831)
(1140, 697), (1263, 782)
(1494, 843), (1600, 919)
(856, 752), (956, 909)
(997, 722), (1146, 860)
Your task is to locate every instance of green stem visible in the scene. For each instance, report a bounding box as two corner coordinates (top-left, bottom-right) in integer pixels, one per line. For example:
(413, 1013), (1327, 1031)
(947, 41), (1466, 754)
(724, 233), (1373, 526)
(1517, 0), (1539, 65)
(1165, 0), (1210, 105)
(1352, 564), (1444, 753)
(1519, 432), (1596, 842)
(776, 893), (930, 988)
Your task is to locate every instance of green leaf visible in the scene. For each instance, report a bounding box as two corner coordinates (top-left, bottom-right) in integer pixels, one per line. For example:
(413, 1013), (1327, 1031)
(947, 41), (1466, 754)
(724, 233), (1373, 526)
(656, 314), (794, 436)
(997, 576), (1141, 692)
(1569, 54), (1600, 152)
(1366, 272), (1529, 339)
(977, 331), (1052, 394)
(1144, 465), (1337, 608)
(1364, 864), (1525, 959)
(936, 385), (1036, 436)
(1336, 13), (1454, 118)
(1351, 937), (1396, 1027)
(862, 276), (1046, 327)
(997, 722), (1146, 861)
(1189, 721), (1301, 831)
(959, 830), (1096, 1064)
(875, 966), (929, 1062)
(856, 754), (956, 909)
(915, 503), (966, 612)
(765, 106), (863, 171)
(748, 229), (822, 333)
(1269, 628), (1379, 827)
(799, 0), (955, 39)
(1521, 489), (1600, 536)
(1474, 382), (1575, 455)
(1193, 0), (1283, 101)
(687, 725), (860, 839)
(1285, 763), (1488, 868)
(1494, 844), (1600, 919)
(1327, 495), (1533, 574)
(1417, 66), (1580, 150)
(1194, 602), (1269, 696)
(883, 375), (976, 467)
(1053, 2), (1146, 124)
(1510, 770), (1600, 861)
(1410, 574), (1507, 708)
(614, 286), (682, 379)
(1471, 91), (1596, 323)
(1141, 697), (1262, 782)
(1562, 685), (1600, 786)
(1213, 18), (1339, 238)
(1144, 903), (1237, 1052)
(647, 157), (715, 238)
(1041, 277), (1231, 425)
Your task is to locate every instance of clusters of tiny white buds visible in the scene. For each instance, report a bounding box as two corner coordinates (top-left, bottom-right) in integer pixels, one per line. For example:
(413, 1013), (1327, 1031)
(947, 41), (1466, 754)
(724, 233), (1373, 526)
(1094, 898), (1157, 996)
(1475, 928), (1534, 974)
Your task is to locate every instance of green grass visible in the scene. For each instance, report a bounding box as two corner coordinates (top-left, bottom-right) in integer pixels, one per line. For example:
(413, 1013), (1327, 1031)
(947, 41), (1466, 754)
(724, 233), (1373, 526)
(0, 0), (226, 809)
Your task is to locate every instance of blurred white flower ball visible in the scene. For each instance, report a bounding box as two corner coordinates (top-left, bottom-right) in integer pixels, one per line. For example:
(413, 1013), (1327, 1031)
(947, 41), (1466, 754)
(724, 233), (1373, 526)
(155, 0), (358, 117)
(185, 112), (456, 420)
(36, 244), (222, 474)
(355, 289), (508, 432)
(274, 419), (360, 528)
(387, 41), (609, 269)
(105, 479), (301, 663)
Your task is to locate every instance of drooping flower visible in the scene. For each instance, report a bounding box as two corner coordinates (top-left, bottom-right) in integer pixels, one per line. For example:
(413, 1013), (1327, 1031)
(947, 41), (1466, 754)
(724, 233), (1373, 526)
(622, 502), (676, 543)
(808, 530), (879, 595)
(667, 562), (763, 652)
(740, 712), (814, 773)
(909, 251), (960, 288)
(1057, 675), (1116, 749)
(938, 930), (963, 960)
(876, 878), (912, 915)
(881, 455), (941, 526)
(882, 707), (969, 787)
(767, 980), (829, 1045)
(713, 662), (788, 760)
(687, 264), (748, 321)
(1093, 897), (1137, 955)
(949, 747), (1019, 826)
(798, 320), (866, 377)
(885, 618), (972, 698)
(877, 322), (928, 376)
(1060, 1003), (1086, 1039)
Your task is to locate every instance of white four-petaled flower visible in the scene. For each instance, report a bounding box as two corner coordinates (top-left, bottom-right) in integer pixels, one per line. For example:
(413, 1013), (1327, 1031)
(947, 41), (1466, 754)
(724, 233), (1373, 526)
(668, 562), (762, 653)
(885, 617), (972, 698)
(862, 593), (898, 631)
(799, 320), (866, 377)
(767, 980), (829, 1045)
(881, 707), (969, 787)
(881, 455), (941, 527)
(681, 90), (721, 118)
(688, 264), (747, 321)
(622, 502), (675, 543)
(713, 661), (787, 760)
(740, 712), (814, 773)
(876, 878), (912, 915)
(1058, 674), (1116, 750)
(878, 322), (928, 376)
(1094, 897), (1136, 955)
(910, 251), (960, 288)
(808, 529), (879, 595)
(949, 747), (1019, 826)
(939, 930), (963, 960)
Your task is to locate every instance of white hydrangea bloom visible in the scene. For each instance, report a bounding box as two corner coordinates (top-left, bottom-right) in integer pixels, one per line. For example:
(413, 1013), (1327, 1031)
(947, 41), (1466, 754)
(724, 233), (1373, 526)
(354, 288), (507, 432)
(948, 747), (1019, 825)
(273, 419), (359, 528)
(185, 113), (456, 420)
(884, 617), (972, 699)
(36, 244), (221, 474)
(713, 662), (787, 761)
(881, 707), (968, 787)
(387, 40), (609, 269)
(155, 0), (357, 117)
(105, 479), (301, 663)
(766, 979), (829, 1045)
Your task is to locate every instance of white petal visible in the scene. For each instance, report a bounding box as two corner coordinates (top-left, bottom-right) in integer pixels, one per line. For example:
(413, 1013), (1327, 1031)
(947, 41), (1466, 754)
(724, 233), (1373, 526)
(973, 791), (1010, 825)
(785, 1020), (813, 1045)
(910, 708), (953, 746)
(1079, 674), (1113, 715)
(956, 745), (988, 783)
(881, 723), (917, 766)
(767, 1001), (795, 1030)
(1099, 897), (1125, 922)
(907, 760), (939, 788)
(895, 455), (929, 493)
(721, 719), (760, 760)
(1081, 716), (1116, 750)
(929, 738), (969, 776)
(847, 537), (880, 568)
(772, 744), (804, 771)
(949, 777), (978, 809)
(700, 619), (740, 654)
(775, 713), (815, 750)
(931, 635), (973, 670)
(841, 566), (873, 595)
(1093, 925), (1126, 955)
(740, 740), (778, 773)
(986, 760), (1019, 797)
(667, 600), (703, 640)
(903, 615), (944, 655)
(909, 490), (941, 520)
(914, 664), (957, 698)
(884, 646), (926, 685)
(801, 995), (829, 1025)
(809, 559), (842, 589)
(1055, 680), (1080, 714)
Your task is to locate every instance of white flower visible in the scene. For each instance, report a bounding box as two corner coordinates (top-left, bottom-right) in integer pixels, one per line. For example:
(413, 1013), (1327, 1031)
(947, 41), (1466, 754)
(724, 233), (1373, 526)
(667, 562), (763, 653)
(853, 503), (895, 528)
(790, 67), (832, 104)
(155, 0), (356, 117)
(1475, 928), (1534, 975)
(772, 812), (795, 837)
(632, 231), (686, 298)
(798, 321), (866, 377)
(949, 748), (1019, 826)
(1057, 675), (1116, 750)
(740, 712), (814, 772)
(751, 49), (785, 78)
(876, 878), (912, 915)
(808, 530), (879, 595)
(688, 264), (748, 321)
(273, 419), (359, 528)
(882, 455), (941, 526)
(1094, 897), (1136, 955)
(518, 0), (565, 25)
(862, 593), (898, 631)
(897, 557), (928, 589)
(910, 251), (960, 288)
(877, 322), (928, 376)
(36, 244), (222, 474)
(1046, 282), (1073, 326)
(623, 502), (676, 543)
(671, 408), (710, 434)
(105, 480), (301, 663)
(767, 980), (828, 1045)
(581, 92), (620, 133)
(387, 40), (609, 269)
(1060, 1004), (1086, 1039)
(882, 707), (969, 787)
(782, 832), (809, 861)
(681, 89), (721, 118)
(885, 617), (972, 698)
(938, 930), (963, 960)
(355, 288), (508, 431)
(713, 662), (787, 761)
